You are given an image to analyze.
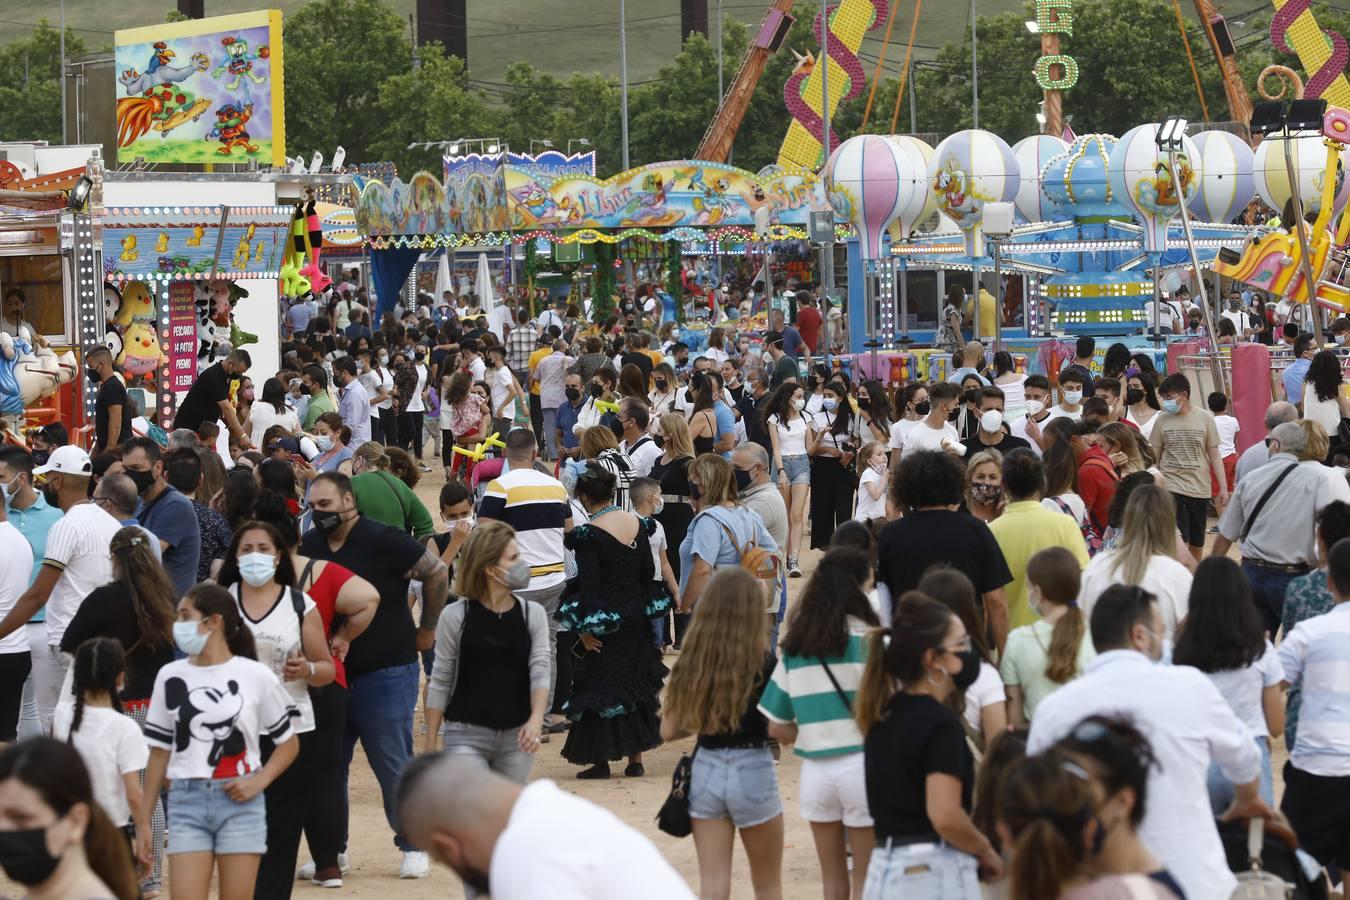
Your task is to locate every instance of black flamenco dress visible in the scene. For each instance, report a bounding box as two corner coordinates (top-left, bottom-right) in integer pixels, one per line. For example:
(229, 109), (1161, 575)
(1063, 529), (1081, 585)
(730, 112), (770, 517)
(559, 520), (668, 765)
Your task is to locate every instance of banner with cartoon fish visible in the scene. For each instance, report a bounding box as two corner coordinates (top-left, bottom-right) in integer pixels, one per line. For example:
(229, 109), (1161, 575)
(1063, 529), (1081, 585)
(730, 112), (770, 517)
(114, 10), (285, 165)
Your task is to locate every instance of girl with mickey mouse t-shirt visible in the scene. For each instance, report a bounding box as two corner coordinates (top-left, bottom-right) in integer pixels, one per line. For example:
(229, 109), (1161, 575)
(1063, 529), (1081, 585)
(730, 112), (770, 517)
(141, 584), (298, 900)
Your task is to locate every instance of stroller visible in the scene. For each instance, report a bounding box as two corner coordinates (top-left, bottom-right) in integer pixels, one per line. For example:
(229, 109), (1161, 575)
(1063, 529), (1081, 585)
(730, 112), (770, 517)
(1219, 817), (1327, 900)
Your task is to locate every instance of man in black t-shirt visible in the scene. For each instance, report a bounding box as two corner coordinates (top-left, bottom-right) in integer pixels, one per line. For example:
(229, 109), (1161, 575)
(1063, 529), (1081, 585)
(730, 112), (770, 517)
(85, 346), (133, 453)
(172, 349), (252, 446)
(302, 472), (449, 875)
(877, 450), (1013, 651)
(962, 386), (1031, 458)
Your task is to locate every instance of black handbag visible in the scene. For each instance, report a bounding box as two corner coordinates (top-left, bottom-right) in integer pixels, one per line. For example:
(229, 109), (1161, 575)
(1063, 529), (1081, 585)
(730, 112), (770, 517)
(655, 748), (697, 838)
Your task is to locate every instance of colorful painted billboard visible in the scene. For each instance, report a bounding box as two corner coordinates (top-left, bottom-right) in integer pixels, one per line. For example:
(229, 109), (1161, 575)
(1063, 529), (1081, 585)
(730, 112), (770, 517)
(354, 160), (830, 237)
(101, 205), (293, 281)
(114, 10), (285, 166)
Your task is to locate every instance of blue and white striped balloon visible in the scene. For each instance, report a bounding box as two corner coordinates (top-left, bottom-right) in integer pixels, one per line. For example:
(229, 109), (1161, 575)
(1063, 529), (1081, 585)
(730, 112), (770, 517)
(1191, 131), (1255, 224)
(1012, 135), (1069, 223)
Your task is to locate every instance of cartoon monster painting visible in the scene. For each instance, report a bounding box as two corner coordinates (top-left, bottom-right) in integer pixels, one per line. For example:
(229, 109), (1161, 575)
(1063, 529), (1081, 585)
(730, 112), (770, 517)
(211, 36), (269, 93)
(209, 103), (259, 157)
(116, 41), (211, 148)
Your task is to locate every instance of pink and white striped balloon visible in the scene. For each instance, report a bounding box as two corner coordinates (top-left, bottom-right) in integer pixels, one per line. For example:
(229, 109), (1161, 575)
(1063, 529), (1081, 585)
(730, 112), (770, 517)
(824, 134), (923, 260)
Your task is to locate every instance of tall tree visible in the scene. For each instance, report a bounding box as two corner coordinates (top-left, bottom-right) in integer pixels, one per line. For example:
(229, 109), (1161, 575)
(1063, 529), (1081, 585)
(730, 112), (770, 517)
(0, 22), (87, 144)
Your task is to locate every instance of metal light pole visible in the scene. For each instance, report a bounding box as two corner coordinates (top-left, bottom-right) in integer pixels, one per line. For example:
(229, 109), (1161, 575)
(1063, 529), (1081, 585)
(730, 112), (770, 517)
(620, 0), (630, 171)
(970, 0), (979, 128)
(909, 63), (918, 133)
(717, 0), (724, 104)
(59, 0), (67, 143)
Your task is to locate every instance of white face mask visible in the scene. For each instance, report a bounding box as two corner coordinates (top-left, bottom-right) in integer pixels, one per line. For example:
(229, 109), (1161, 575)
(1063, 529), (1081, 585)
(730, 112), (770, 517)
(791, 397), (806, 411)
(1025, 399), (1045, 417)
(1063, 390), (1083, 405)
(980, 409), (1004, 434)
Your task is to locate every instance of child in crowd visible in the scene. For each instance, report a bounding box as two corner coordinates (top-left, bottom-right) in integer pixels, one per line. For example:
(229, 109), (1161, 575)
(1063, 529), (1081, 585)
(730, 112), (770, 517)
(854, 442), (888, 522)
(53, 638), (152, 869)
(631, 477), (680, 649)
(1208, 391), (1239, 503)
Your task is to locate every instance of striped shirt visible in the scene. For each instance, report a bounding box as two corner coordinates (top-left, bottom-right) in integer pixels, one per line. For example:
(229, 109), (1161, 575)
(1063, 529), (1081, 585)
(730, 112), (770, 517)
(479, 467), (571, 590)
(1279, 602), (1350, 777)
(757, 619), (870, 759)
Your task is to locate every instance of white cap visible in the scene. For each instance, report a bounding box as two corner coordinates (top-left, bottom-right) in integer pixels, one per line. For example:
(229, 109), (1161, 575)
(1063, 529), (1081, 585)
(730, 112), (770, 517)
(32, 445), (92, 477)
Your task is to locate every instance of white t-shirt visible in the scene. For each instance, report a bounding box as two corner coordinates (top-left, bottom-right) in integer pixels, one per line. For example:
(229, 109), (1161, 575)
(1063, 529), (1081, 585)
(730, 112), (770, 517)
(52, 705), (148, 826)
(767, 412), (810, 456)
(143, 655), (296, 781)
(1127, 407), (1160, 442)
(469, 355), (487, 383)
(649, 519), (668, 583)
(901, 420), (962, 454)
(1204, 642), (1284, 739)
(962, 661), (1006, 736)
(1042, 493), (1087, 529)
(855, 466), (887, 520)
(230, 584), (317, 733)
(249, 403), (301, 449)
(888, 418), (921, 451)
(1214, 414), (1240, 457)
(489, 780), (695, 900)
(373, 367), (395, 411)
(406, 363), (428, 413)
(1080, 551), (1194, 640)
(490, 366), (516, 418)
(43, 503), (121, 646)
(0, 524), (32, 655)
(1046, 405), (1083, 423)
(621, 436), (662, 479)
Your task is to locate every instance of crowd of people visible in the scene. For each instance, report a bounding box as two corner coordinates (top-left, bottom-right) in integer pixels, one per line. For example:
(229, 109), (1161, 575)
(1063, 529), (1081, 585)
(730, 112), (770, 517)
(5, 273), (1350, 899)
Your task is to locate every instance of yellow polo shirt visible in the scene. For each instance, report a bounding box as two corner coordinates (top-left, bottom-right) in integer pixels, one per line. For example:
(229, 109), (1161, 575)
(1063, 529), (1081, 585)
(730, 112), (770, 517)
(527, 347), (551, 396)
(988, 500), (1091, 630)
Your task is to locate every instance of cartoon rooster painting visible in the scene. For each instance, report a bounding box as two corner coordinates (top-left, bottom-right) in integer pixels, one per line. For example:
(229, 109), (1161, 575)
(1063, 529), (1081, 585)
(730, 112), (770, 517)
(116, 40), (210, 149)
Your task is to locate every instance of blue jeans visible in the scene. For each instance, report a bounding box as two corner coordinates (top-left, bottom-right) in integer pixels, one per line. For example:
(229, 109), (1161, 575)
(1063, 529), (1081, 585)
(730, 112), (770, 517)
(1242, 562), (1301, 639)
(863, 840), (980, 900)
(341, 662), (419, 852)
(1207, 735), (1274, 812)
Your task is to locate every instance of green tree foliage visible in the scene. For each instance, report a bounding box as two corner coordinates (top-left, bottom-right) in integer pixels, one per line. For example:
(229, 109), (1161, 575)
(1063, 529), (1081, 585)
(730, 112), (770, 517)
(367, 46), (498, 173)
(0, 22), (87, 143)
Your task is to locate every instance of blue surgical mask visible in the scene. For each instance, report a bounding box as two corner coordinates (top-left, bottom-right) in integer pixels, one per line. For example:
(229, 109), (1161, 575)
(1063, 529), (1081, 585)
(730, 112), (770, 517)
(173, 620), (209, 656)
(315, 435), (333, 452)
(238, 552), (278, 587)
(822, 398), (838, 412)
(1161, 398), (1181, 414)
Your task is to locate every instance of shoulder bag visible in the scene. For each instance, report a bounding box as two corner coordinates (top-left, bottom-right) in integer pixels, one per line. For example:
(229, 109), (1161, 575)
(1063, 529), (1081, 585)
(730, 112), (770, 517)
(656, 747), (697, 838)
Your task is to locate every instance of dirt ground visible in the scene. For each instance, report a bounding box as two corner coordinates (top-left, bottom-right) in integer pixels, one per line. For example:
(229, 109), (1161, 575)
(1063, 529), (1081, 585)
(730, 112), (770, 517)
(326, 466), (827, 898)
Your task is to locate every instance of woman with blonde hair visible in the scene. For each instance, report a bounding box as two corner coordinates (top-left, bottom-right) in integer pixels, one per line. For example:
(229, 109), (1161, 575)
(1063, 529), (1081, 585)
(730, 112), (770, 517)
(649, 412), (697, 647)
(425, 520), (551, 784)
(349, 441), (435, 538)
(1096, 421), (1155, 475)
(1078, 484), (1193, 639)
(649, 363), (678, 421)
(662, 567), (782, 900)
(580, 425), (636, 511)
(965, 449), (1004, 524)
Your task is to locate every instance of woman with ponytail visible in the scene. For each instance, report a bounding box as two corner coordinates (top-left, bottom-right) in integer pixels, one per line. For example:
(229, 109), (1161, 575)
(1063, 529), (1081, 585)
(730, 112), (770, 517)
(60, 525), (176, 896)
(1000, 547), (1095, 727)
(53, 638), (151, 876)
(0, 737), (141, 900)
(855, 593), (1001, 899)
(1000, 744), (1178, 900)
(141, 583), (298, 900)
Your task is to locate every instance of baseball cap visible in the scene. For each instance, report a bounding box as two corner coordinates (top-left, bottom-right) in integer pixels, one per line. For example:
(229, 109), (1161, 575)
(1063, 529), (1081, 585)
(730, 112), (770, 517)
(267, 436), (302, 454)
(33, 445), (92, 477)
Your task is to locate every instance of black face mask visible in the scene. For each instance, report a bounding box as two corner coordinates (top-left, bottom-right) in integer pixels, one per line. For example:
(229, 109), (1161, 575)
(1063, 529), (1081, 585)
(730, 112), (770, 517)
(313, 509), (347, 535)
(126, 469), (155, 495)
(31, 450), (49, 468)
(734, 468), (754, 492)
(0, 825), (62, 885)
(951, 648), (981, 690)
(1125, 388), (1144, 405)
(948, 406), (961, 423)
(914, 400), (931, 416)
(589, 383), (604, 398)
(962, 389), (978, 405)
(653, 379), (667, 391)
(651, 434), (665, 449)
(564, 387), (581, 403)
(85, 367), (102, 384)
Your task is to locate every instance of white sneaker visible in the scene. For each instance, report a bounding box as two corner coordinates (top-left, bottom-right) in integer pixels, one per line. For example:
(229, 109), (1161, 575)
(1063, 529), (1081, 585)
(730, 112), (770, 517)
(297, 853), (351, 881)
(400, 851), (429, 879)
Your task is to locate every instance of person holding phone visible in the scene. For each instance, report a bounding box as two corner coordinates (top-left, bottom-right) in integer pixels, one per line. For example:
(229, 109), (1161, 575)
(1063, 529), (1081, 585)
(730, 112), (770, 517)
(216, 522), (335, 897)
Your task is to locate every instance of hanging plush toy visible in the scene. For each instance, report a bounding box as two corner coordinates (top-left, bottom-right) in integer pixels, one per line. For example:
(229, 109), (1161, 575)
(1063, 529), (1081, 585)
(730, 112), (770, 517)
(117, 321), (167, 378)
(279, 203), (311, 298)
(297, 195), (332, 293)
(115, 281), (155, 325)
(225, 281), (258, 348)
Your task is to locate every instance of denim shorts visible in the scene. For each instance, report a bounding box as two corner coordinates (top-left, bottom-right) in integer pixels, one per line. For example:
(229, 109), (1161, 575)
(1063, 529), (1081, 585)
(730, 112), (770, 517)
(778, 453), (811, 486)
(863, 840), (980, 900)
(166, 778), (267, 856)
(689, 745), (781, 828)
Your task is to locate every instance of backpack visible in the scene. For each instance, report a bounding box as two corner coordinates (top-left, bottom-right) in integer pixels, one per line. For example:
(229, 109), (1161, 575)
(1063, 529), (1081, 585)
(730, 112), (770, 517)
(711, 517), (780, 581)
(1051, 496), (1103, 557)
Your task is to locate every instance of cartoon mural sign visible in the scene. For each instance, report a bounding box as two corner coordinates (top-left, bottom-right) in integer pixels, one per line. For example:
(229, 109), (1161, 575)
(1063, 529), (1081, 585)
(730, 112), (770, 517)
(443, 153), (510, 234)
(101, 205), (293, 282)
(355, 160), (831, 237)
(114, 11), (285, 166)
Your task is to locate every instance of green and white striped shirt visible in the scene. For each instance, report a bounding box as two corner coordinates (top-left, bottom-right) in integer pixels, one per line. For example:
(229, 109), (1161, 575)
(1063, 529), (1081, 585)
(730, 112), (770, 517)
(757, 619), (871, 759)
